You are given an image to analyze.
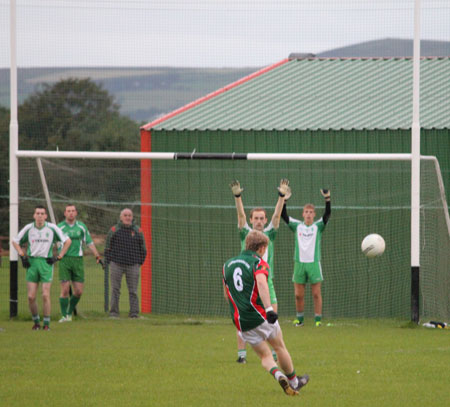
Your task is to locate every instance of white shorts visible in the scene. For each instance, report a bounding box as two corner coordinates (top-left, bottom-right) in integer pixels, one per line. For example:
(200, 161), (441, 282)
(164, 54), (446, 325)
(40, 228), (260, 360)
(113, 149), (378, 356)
(239, 321), (281, 346)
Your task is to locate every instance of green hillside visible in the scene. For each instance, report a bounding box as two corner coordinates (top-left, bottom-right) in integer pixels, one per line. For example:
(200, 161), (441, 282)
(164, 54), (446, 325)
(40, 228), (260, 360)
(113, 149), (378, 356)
(0, 67), (259, 123)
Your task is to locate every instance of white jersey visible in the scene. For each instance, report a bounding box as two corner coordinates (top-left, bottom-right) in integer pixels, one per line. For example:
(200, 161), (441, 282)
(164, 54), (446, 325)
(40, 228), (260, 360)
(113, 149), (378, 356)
(288, 217), (326, 263)
(13, 221), (68, 258)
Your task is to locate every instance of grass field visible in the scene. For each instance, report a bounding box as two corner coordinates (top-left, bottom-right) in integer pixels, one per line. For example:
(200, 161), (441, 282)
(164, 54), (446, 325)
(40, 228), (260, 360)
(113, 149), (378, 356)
(0, 316), (449, 407)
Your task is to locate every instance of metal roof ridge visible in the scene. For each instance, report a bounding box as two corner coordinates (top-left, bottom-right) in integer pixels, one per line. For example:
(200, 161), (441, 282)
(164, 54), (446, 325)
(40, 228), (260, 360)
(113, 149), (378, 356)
(141, 58), (290, 131)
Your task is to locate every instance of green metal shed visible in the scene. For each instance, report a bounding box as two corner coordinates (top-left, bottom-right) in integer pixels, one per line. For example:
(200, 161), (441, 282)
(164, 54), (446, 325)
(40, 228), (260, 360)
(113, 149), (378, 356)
(139, 57), (450, 320)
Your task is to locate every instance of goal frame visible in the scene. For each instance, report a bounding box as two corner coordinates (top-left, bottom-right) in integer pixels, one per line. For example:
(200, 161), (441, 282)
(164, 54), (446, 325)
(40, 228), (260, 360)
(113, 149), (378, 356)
(11, 150), (450, 321)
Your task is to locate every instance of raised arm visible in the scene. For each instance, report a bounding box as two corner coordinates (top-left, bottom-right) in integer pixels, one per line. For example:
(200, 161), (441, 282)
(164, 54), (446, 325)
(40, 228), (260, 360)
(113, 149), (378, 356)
(271, 178), (290, 229)
(230, 180), (246, 229)
(320, 189), (331, 225)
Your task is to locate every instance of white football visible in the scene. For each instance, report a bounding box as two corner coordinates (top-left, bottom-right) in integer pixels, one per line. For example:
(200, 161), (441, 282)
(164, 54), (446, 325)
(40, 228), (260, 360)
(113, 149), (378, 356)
(361, 234), (385, 258)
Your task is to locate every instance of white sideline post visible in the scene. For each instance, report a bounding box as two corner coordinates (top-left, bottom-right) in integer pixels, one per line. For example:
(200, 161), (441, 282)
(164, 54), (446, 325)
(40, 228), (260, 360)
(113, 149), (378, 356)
(9, 0), (19, 318)
(411, 0), (421, 324)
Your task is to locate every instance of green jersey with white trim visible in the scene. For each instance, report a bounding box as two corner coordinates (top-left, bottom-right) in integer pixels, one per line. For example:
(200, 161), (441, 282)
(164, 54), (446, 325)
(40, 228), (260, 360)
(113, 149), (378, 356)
(288, 217), (326, 263)
(58, 220), (94, 257)
(13, 222), (68, 258)
(239, 222), (277, 280)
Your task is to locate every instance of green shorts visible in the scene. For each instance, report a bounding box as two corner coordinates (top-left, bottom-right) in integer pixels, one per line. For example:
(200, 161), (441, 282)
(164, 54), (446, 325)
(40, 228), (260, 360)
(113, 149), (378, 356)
(59, 256), (85, 283)
(268, 276), (277, 304)
(26, 257), (54, 283)
(292, 261), (323, 285)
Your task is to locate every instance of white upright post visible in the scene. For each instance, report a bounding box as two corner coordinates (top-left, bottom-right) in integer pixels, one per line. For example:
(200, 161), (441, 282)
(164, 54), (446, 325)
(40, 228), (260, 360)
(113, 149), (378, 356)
(411, 0), (421, 323)
(9, 0), (19, 318)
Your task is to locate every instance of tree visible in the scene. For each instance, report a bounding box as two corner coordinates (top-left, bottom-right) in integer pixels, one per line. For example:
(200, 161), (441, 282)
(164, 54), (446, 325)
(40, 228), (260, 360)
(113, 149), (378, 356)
(18, 78), (140, 151)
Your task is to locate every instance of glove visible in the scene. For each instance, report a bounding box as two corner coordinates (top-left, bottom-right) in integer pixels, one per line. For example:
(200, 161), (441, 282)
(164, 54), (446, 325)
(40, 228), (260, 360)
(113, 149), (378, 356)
(20, 255), (31, 268)
(98, 259), (105, 269)
(321, 189), (331, 201)
(284, 186), (292, 201)
(277, 178), (290, 197)
(46, 256), (60, 265)
(266, 310), (278, 324)
(230, 180), (243, 197)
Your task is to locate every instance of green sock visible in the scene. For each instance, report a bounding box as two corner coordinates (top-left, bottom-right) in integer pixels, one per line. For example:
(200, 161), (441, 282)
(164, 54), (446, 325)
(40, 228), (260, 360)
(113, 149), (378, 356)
(238, 349), (247, 359)
(59, 297), (69, 317)
(68, 295), (81, 315)
(32, 315), (40, 324)
(43, 316), (50, 327)
(314, 314), (322, 323)
(296, 313), (304, 323)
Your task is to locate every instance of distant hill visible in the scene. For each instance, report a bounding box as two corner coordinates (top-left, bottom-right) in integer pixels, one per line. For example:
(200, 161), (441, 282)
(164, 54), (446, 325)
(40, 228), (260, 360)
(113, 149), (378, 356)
(0, 67), (258, 123)
(1, 38), (449, 123)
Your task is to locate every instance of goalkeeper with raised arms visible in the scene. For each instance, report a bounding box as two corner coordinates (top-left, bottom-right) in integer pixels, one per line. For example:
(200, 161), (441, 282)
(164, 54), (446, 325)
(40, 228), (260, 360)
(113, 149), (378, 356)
(281, 189), (331, 327)
(223, 230), (309, 396)
(230, 178), (290, 364)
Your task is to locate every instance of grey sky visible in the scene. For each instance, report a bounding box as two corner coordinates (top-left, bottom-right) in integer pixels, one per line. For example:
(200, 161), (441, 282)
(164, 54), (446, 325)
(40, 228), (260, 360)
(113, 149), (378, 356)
(1, 0), (449, 68)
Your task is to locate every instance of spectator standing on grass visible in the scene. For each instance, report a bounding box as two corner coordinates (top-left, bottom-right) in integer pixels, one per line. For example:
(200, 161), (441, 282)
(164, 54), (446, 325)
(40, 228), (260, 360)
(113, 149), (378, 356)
(281, 189), (331, 327)
(105, 208), (146, 318)
(58, 204), (102, 323)
(223, 230), (309, 396)
(12, 205), (71, 330)
(229, 178), (290, 364)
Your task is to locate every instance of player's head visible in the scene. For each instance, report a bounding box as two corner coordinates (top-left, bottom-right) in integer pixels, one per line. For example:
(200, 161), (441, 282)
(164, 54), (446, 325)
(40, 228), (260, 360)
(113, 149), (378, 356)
(120, 208), (134, 226)
(245, 230), (269, 256)
(302, 204), (316, 225)
(33, 205), (48, 226)
(249, 207), (267, 231)
(64, 204), (78, 222)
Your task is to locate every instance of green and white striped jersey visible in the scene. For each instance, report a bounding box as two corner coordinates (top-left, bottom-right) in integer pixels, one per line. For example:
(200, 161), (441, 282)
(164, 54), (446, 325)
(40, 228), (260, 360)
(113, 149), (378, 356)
(58, 220), (94, 257)
(288, 217), (326, 263)
(13, 222), (68, 258)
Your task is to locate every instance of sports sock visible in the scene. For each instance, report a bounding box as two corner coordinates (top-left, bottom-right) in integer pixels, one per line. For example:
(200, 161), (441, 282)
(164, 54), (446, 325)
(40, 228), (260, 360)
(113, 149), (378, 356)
(238, 349), (247, 359)
(287, 370), (299, 388)
(296, 312), (304, 323)
(270, 367), (284, 381)
(43, 316), (50, 327)
(59, 297), (69, 317)
(68, 295), (81, 315)
(314, 314), (322, 323)
(32, 314), (40, 324)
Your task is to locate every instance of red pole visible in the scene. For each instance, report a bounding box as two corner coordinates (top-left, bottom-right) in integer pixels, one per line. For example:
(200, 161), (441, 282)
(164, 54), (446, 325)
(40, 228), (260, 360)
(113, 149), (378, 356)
(140, 128), (152, 313)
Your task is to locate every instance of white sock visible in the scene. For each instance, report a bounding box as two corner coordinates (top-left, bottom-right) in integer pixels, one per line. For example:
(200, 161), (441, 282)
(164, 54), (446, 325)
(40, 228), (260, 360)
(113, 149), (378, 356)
(289, 376), (299, 388)
(274, 371), (284, 381)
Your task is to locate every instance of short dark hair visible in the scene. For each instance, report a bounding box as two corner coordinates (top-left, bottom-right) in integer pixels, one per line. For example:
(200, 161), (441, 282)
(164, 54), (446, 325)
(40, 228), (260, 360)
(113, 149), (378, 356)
(34, 205), (47, 214)
(65, 204), (77, 211)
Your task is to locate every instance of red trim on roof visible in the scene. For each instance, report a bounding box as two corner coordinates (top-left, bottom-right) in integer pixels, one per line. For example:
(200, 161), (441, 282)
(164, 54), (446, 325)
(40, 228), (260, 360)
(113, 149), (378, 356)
(141, 58), (290, 131)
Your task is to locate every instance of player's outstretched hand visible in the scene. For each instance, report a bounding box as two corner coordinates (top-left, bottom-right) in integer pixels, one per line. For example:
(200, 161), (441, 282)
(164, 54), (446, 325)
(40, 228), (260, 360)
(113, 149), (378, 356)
(284, 186), (292, 201)
(278, 178), (290, 197)
(230, 180), (243, 197)
(20, 255), (31, 268)
(46, 256), (60, 265)
(321, 189), (331, 201)
(266, 310), (278, 324)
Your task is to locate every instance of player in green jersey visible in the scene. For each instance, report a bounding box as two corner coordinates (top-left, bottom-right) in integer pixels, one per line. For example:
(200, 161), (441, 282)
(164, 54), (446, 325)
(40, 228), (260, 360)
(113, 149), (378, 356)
(12, 206), (72, 330)
(223, 230), (309, 396)
(230, 178), (290, 363)
(281, 189), (331, 327)
(57, 204), (102, 322)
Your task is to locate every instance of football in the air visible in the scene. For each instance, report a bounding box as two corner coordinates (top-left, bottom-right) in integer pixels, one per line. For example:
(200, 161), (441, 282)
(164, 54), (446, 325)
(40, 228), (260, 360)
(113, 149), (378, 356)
(361, 234), (385, 258)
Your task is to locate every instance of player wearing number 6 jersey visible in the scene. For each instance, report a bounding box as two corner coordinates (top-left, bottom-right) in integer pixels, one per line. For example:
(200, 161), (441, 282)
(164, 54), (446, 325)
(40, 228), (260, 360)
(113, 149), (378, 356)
(223, 230), (309, 396)
(230, 178), (290, 363)
(12, 206), (71, 330)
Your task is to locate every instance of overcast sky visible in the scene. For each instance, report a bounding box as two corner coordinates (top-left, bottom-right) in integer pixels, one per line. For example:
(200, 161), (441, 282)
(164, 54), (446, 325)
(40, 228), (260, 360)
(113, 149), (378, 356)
(1, 0), (449, 68)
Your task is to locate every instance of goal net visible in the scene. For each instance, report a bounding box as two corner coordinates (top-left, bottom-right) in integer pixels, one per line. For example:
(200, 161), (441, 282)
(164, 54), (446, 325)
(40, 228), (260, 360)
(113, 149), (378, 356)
(12, 155), (450, 321)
